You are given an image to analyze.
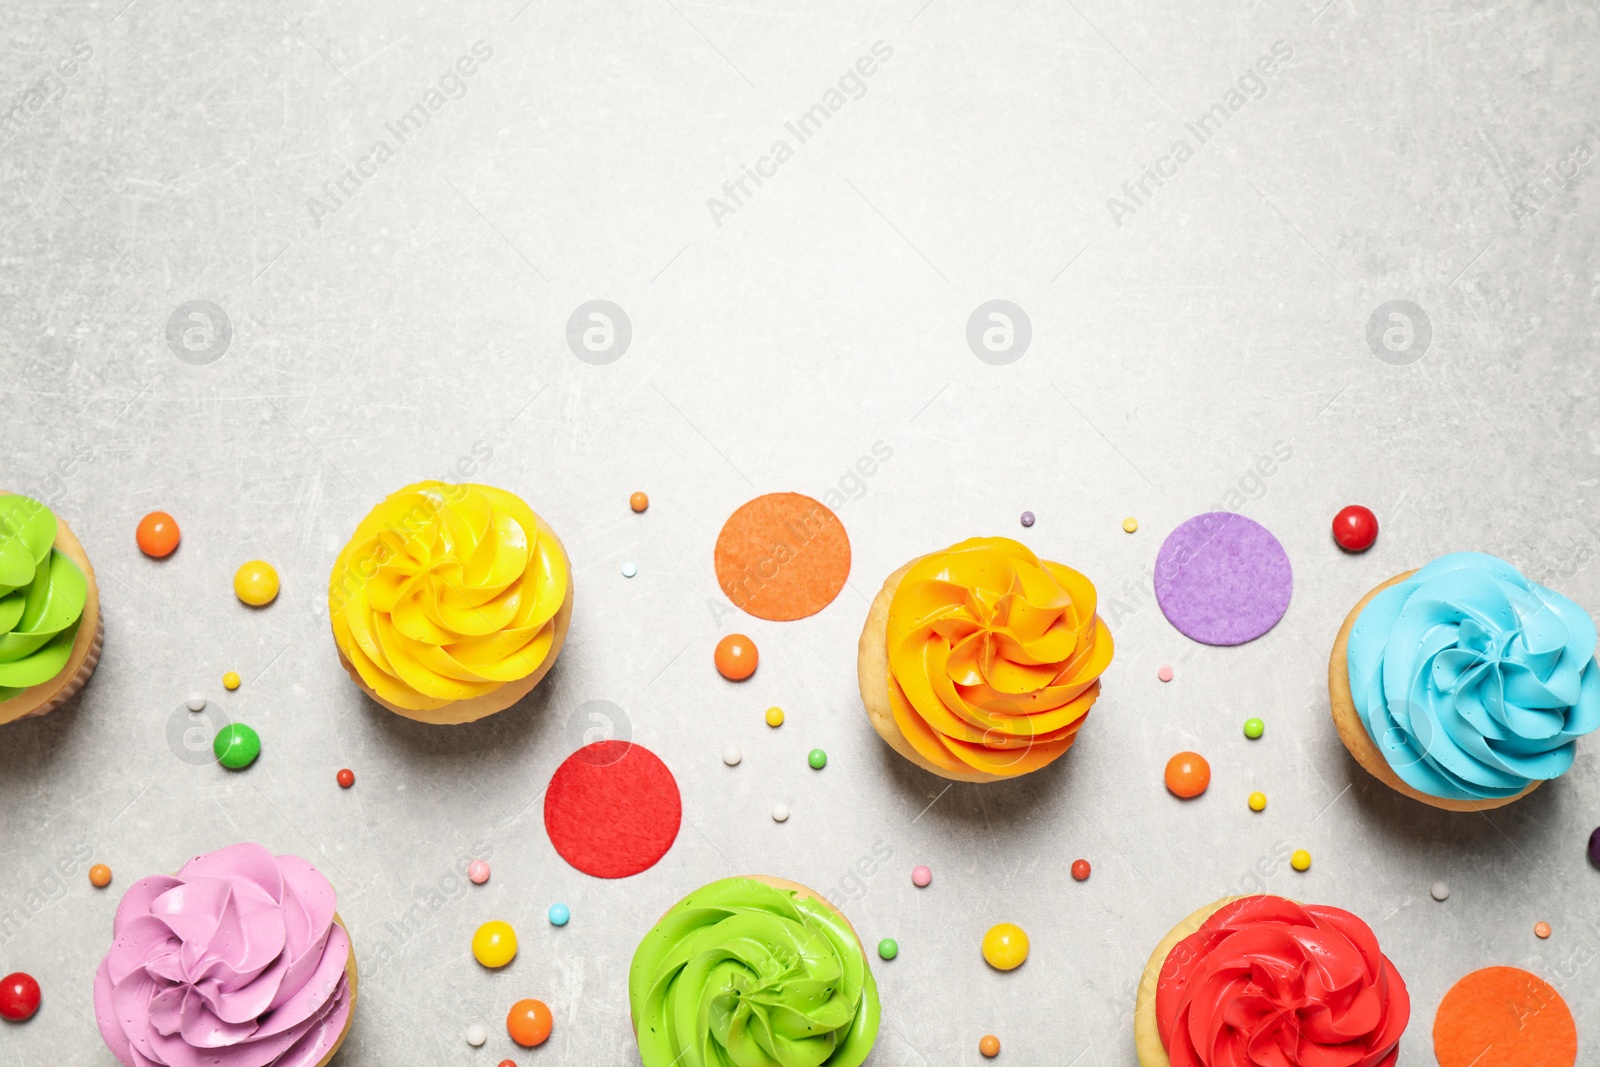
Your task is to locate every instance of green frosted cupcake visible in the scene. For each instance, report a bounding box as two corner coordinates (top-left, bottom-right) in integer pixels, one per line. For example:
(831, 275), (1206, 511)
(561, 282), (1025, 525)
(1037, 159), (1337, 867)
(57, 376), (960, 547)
(0, 493), (102, 724)
(630, 876), (880, 1067)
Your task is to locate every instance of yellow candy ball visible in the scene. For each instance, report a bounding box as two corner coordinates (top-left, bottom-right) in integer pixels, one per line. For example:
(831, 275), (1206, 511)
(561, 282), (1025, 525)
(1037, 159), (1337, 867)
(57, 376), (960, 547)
(234, 560), (280, 607)
(981, 923), (1029, 971)
(1122, 517), (1139, 533)
(765, 706), (784, 728)
(223, 671), (241, 691)
(1291, 849), (1312, 872)
(472, 921), (518, 968)
(1248, 791), (1267, 812)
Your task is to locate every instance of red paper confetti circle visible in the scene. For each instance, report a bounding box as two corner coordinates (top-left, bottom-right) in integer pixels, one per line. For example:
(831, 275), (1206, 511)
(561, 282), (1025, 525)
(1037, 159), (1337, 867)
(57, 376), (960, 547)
(544, 741), (681, 878)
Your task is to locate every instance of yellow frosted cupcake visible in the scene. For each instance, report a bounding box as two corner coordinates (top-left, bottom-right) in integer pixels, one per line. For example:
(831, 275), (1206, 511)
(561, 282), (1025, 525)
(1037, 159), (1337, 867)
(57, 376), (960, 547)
(857, 537), (1113, 782)
(329, 482), (572, 724)
(0, 492), (103, 725)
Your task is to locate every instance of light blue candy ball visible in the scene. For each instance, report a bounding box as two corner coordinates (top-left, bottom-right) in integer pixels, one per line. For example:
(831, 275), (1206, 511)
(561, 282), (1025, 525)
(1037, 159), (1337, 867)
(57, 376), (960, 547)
(548, 903), (570, 926)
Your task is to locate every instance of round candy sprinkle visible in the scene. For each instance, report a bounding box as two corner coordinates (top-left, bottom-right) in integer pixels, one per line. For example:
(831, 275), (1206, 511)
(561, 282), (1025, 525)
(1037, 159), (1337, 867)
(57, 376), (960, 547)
(1071, 859), (1091, 882)
(508, 998), (553, 1048)
(1332, 504), (1378, 552)
(722, 745), (742, 767)
(1247, 791), (1267, 812)
(765, 706), (784, 727)
(1431, 881), (1450, 901)
(1535, 921), (1552, 939)
(186, 694), (206, 712)
(1290, 849), (1312, 872)
(0, 973), (40, 1022)
(222, 671), (241, 691)
(233, 560), (280, 606)
(467, 860), (490, 885)
(877, 938), (898, 960)
(1587, 826), (1599, 868)
(213, 723), (260, 769)
(136, 511), (181, 558)
(336, 768), (354, 789)
(471, 921), (517, 968)
(621, 561), (637, 578)
(630, 491), (649, 513)
(771, 803), (789, 822)
(1243, 717), (1265, 739)
(911, 865), (932, 888)
(714, 634), (758, 680)
(89, 863), (112, 888)
(981, 923), (1029, 970)
(979, 1034), (1001, 1058)
(1019, 511), (1035, 528)
(1157, 665), (1173, 683)
(500, 1061), (517, 1067)
(548, 903), (570, 926)
(1164, 751), (1210, 798)
(465, 1023), (487, 1047)
(1122, 517), (1139, 533)
(807, 748), (827, 770)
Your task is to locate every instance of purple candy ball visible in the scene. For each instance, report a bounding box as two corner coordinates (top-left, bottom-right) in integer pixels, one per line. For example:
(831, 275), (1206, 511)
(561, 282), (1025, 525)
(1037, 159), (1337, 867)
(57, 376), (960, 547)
(1020, 511), (1035, 528)
(1589, 826), (1600, 869)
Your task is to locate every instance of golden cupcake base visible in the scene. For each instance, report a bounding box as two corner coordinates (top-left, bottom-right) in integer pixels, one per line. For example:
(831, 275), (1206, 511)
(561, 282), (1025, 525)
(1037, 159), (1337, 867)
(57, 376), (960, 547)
(0, 504), (103, 726)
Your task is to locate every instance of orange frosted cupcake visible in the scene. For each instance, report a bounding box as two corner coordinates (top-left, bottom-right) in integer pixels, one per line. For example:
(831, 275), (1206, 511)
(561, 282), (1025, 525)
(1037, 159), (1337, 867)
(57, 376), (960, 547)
(329, 481), (572, 725)
(857, 537), (1113, 782)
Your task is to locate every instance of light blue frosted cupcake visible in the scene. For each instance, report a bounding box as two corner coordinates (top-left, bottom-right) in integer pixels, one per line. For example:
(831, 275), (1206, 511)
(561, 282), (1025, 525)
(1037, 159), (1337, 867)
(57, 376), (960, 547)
(1331, 552), (1600, 810)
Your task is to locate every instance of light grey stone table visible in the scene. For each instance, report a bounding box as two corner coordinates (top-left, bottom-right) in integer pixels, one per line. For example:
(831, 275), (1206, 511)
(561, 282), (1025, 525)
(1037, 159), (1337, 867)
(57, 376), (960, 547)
(3, 0), (1598, 1063)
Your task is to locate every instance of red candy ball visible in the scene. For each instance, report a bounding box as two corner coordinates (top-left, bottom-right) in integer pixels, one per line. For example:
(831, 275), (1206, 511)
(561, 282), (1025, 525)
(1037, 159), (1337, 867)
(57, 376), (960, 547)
(336, 768), (355, 789)
(1071, 859), (1091, 881)
(1332, 505), (1378, 552)
(0, 972), (40, 1022)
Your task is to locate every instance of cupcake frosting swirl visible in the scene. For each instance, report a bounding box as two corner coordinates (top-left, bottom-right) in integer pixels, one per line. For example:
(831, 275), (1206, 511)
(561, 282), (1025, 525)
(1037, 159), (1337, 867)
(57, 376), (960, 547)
(0, 494), (87, 703)
(1156, 896), (1409, 1067)
(1347, 552), (1600, 801)
(886, 537), (1113, 776)
(94, 842), (353, 1067)
(629, 877), (879, 1067)
(329, 481), (569, 711)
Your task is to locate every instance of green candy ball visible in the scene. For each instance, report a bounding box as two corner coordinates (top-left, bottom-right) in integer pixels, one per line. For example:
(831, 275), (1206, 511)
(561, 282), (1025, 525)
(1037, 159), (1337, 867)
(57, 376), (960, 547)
(877, 938), (898, 960)
(807, 748), (827, 770)
(214, 723), (261, 769)
(1243, 717), (1265, 740)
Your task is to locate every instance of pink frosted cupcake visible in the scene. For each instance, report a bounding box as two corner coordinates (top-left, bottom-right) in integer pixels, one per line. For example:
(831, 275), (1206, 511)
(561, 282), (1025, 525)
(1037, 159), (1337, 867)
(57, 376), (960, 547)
(94, 843), (357, 1067)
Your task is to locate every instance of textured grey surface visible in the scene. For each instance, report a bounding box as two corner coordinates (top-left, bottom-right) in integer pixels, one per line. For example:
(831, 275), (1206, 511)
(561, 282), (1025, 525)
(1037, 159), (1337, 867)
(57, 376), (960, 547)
(3, 0), (1600, 1064)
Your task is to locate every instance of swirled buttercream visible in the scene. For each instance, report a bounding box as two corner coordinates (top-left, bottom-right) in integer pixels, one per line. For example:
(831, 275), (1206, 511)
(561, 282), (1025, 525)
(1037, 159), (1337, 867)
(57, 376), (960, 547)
(0, 494), (86, 703)
(94, 842), (353, 1067)
(1155, 896), (1409, 1067)
(329, 482), (569, 711)
(886, 537), (1112, 777)
(1347, 552), (1600, 801)
(629, 877), (879, 1067)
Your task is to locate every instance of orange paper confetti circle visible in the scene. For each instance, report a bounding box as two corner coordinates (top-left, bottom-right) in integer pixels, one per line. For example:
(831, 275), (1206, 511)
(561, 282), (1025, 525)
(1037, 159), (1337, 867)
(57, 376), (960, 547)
(1434, 966), (1576, 1067)
(714, 492), (850, 621)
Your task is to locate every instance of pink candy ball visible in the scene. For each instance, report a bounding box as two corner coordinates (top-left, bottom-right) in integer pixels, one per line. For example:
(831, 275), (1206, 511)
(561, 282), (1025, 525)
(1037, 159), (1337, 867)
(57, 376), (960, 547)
(911, 865), (932, 888)
(467, 860), (490, 885)
(1157, 666), (1173, 683)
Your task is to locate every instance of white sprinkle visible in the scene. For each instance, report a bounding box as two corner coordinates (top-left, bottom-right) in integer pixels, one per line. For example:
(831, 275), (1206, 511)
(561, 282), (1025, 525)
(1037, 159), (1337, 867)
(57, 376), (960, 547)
(771, 802), (789, 822)
(621, 561), (637, 578)
(465, 1023), (487, 1047)
(186, 695), (206, 712)
(722, 745), (742, 767)
(1431, 881), (1450, 902)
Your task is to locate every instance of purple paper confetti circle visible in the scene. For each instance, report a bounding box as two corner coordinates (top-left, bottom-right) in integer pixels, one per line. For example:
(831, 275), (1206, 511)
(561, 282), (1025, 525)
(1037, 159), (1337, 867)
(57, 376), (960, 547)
(1154, 512), (1293, 646)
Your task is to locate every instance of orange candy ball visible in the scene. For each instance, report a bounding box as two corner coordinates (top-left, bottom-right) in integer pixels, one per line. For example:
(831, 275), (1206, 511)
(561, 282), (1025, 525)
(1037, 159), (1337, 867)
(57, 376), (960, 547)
(136, 512), (180, 558)
(979, 1033), (1001, 1057)
(88, 864), (112, 888)
(1164, 751), (1211, 798)
(629, 492), (649, 513)
(507, 998), (552, 1048)
(714, 634), (758, 680)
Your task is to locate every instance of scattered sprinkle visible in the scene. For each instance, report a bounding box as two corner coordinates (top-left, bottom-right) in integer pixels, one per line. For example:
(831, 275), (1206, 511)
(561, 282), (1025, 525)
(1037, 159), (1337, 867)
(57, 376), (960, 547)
(1019, 511), (1035, 528)
(1122, 517), (1138, 533)
(877, 938), (898, 960)
(548, 903), (570, 927)
(89, 864), (112, 888)
(465, 1023), (487, 1047)
(136, 512), (181, 558)
(981, 923), (1029, 970)
(1157, 665), (1173, 683)
(213, 724), (261, 770)
(771, 803), (789, 823)
(468, 860), (490, 885)
(233, 560), (280, 607)
(807, 748), (827, 770)
(1248, 791), (1267, 812)
(621, 561), (637, 578)
(222, 671), (241, 691)
(714, 634), (758, 680)
(1164, 751), (1210, 798)
(1431, 881), (1450, 902)
(911, 865), (932, 888)
(471, 921), (517, 968)
(1332, 504), (1378, 553)
(186, 694), (206, 712)
(1291, 849), (1312, 872)
(1071, 859), (1091, 882)
(630, 492), (649, 513)
(722, 745), (742, 767)
(1535, 921), (1552, 939)
(1243, 717), (1265, 740)
(336, 768), (354, 789)
(979, 1034), (1001, 1058)
(765, 706), (784, 727)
